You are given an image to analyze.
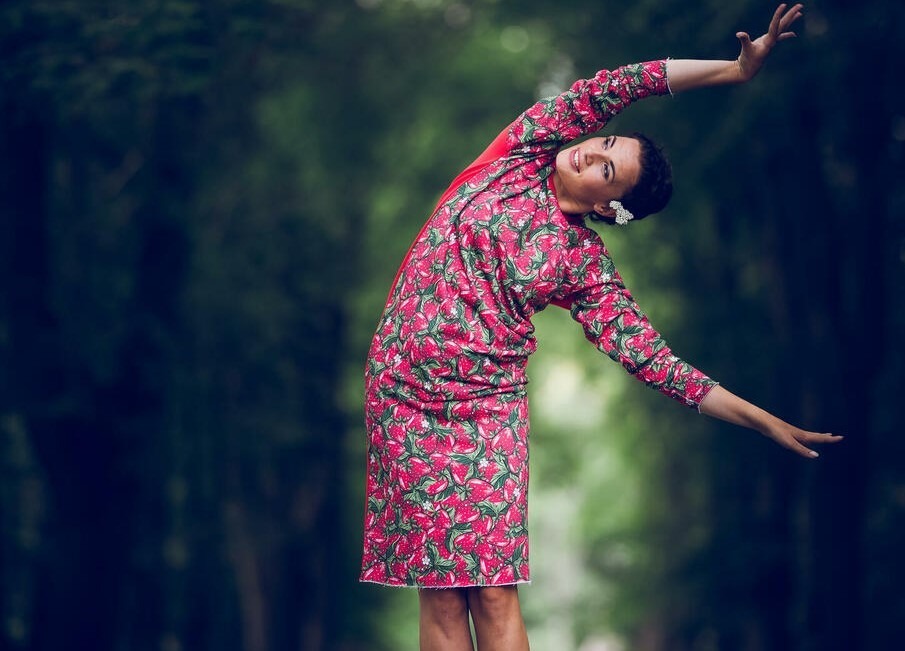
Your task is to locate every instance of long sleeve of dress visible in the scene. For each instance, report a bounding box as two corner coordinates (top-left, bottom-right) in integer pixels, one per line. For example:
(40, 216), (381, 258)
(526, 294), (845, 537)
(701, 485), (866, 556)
(509, 60), (671, 151)
(556, 236), (717, 409)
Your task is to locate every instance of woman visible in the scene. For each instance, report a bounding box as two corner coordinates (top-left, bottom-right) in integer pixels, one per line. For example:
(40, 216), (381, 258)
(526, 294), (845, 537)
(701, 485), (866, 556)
(360, 5), (841, 650)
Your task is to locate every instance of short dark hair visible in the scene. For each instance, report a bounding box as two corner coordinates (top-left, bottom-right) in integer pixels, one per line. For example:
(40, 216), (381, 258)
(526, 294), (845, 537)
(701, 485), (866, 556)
(590, 131), (673, 224)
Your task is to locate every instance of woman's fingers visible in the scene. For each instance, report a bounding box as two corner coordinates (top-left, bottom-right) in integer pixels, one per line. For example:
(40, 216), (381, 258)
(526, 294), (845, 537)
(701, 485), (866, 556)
(793, 442), (820, 458)
(808, 431), (843, 440)
(776, 4), (804, 37)
(739, 3), (803, 70)
(788, 437), (821, 459)
(771, 427), (843, 459)
(764, 3), (803, 45)
(779, 4), (804, 29)
(789, 430), (844, 459)
(769, 3), (789, 34)
(801, 431), (844, 445)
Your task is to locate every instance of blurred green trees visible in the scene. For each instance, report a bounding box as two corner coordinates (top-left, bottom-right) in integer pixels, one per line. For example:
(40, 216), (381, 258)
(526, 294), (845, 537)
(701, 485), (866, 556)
(1, 1), (902, 650)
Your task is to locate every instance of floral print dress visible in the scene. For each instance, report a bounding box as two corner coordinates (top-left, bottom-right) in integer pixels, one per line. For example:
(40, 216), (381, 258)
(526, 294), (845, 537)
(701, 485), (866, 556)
(360, 60), (717, 588)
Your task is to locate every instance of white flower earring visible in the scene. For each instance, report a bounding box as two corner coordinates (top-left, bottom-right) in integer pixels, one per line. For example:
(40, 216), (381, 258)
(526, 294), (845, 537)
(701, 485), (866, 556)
(609, 200), (634, 226)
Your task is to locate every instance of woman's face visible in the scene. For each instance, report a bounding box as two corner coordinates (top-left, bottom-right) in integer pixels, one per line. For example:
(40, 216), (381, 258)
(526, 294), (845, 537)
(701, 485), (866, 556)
(553, 135), (641, 217)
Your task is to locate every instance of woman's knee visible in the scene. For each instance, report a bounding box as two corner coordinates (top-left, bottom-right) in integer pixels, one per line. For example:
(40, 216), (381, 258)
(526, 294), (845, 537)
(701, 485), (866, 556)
(419, 588), (470, 627)
(466, 586), (522, 621)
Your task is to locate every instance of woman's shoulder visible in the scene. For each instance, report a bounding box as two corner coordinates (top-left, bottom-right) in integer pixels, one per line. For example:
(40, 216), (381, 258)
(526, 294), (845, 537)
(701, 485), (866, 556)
(556, 212), (610, 253)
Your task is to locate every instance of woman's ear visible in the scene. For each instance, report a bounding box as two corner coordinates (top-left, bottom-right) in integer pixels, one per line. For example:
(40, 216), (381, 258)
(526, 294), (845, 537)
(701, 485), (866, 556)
(593, 201), (615, 218)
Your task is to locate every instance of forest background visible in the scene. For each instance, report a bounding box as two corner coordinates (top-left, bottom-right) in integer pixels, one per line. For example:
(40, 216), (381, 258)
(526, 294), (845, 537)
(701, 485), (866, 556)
(1, 1), (903, 650)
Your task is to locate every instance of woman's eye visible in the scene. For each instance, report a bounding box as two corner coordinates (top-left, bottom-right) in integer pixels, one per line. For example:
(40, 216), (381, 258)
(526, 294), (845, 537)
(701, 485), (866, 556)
(603, 164), (609, 180)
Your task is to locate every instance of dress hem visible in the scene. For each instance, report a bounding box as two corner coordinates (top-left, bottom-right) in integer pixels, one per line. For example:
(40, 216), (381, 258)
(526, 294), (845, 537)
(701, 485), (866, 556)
(359, 578), (531, 590)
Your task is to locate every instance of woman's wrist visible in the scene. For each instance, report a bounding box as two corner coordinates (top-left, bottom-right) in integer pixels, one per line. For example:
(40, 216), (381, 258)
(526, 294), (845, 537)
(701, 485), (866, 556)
(734, 58), (749, 83)
(699, 385), (775, 433)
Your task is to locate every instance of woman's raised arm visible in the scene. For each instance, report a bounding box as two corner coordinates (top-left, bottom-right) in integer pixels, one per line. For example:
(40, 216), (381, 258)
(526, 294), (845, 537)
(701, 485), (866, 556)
(666, 3), (803, 93)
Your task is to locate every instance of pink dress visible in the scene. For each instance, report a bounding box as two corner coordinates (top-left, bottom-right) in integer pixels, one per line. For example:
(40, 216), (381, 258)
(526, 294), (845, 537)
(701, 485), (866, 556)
(360, 60), (716, 588)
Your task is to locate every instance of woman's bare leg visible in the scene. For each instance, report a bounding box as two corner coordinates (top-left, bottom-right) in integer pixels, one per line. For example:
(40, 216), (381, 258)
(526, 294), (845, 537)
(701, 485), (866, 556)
(419, 588), (475, 651)
(466, 586), (529, 651)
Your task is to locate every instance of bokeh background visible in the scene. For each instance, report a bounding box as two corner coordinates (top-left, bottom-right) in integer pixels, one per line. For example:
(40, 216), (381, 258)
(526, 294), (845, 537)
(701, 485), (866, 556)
(1, 1), (903, 650)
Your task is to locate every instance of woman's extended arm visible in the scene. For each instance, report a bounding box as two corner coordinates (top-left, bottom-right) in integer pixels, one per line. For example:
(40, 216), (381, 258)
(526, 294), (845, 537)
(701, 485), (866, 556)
(666, 3), (803, 93)
(698, 385), (843, 458)
(511, 61), (670, 151)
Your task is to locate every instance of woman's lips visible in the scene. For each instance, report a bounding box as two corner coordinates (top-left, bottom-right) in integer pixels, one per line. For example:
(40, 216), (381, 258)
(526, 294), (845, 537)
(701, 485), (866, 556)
(572, 148), (580, 173)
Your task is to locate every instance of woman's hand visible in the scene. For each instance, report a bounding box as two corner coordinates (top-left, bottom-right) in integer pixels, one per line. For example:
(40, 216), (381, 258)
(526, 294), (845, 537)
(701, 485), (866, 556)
(698, 385), (843, 459)
(665, 4), (804, 93)
(759, 419), (843, 459)
(736, 3), (804, 82)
